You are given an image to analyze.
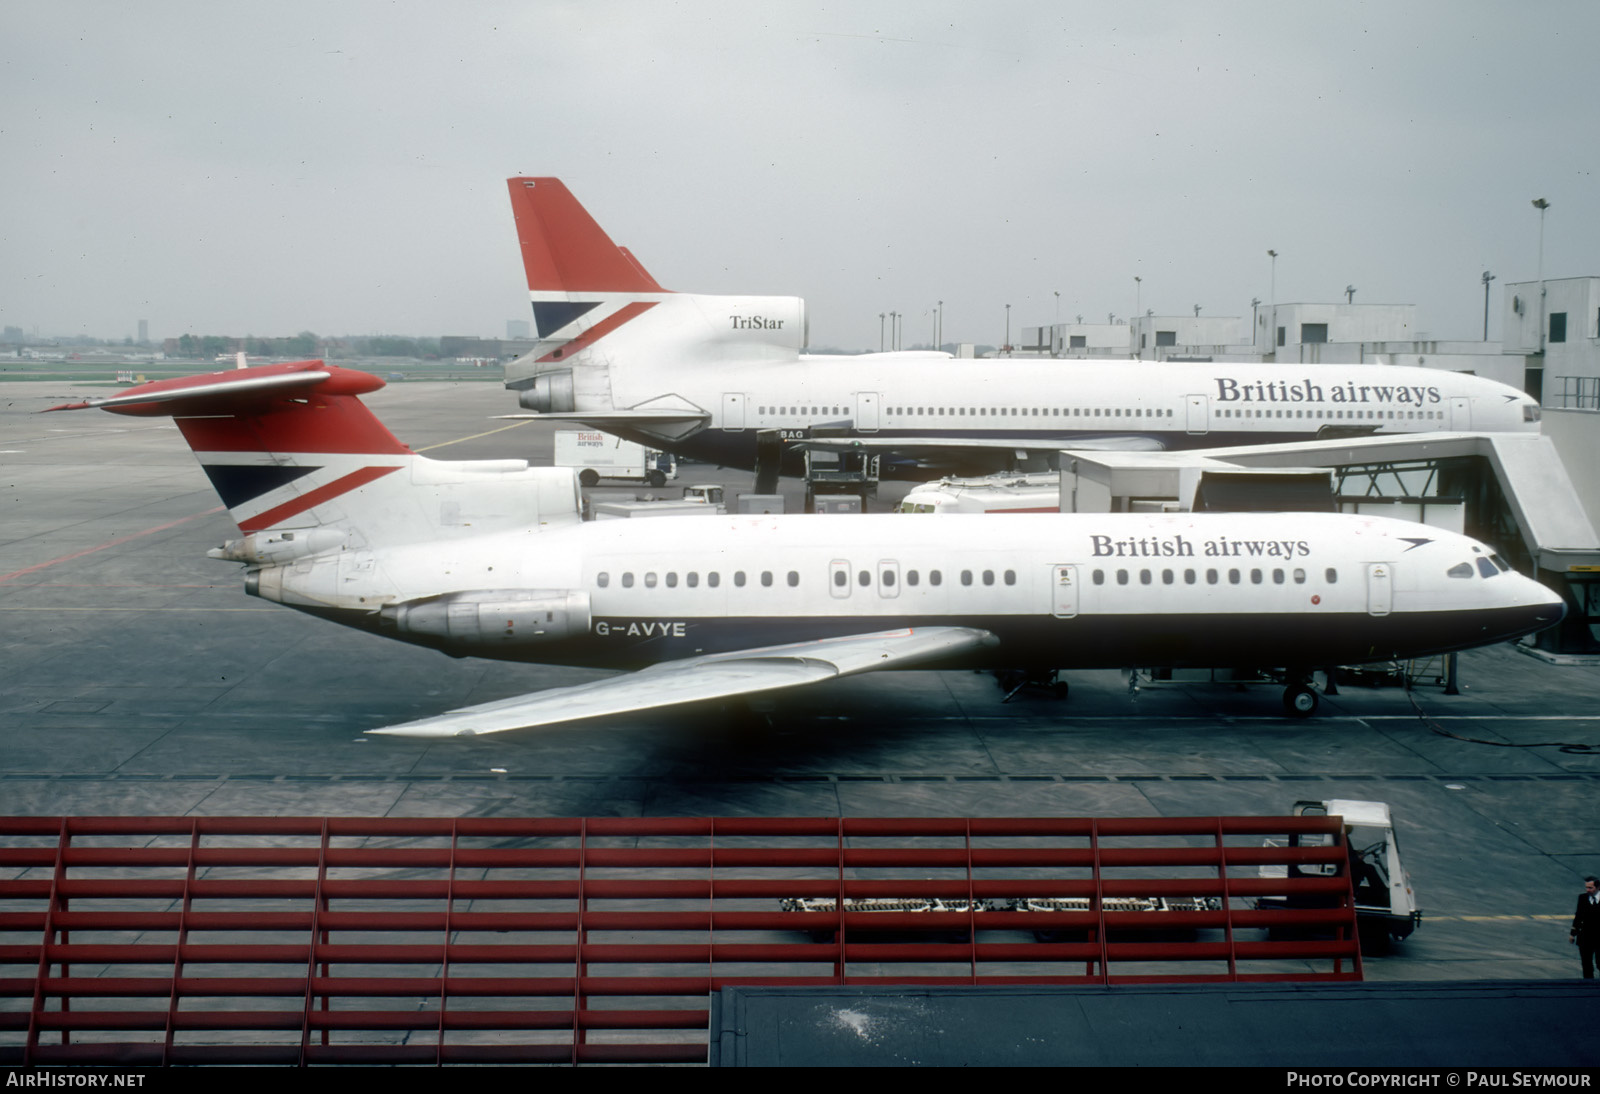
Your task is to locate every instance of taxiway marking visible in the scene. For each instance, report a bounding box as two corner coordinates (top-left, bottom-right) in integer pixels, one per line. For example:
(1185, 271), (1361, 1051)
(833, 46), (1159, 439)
(415, 419), (534, 453)
(0, 606), (274, 612)
(0, 506), (225, 585)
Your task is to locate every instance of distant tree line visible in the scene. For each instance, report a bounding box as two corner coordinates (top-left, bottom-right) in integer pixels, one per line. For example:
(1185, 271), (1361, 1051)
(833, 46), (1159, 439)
(163, 333), (442, 359)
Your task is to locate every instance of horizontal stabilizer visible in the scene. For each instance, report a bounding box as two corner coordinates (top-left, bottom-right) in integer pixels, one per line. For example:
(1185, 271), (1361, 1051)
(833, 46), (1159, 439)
(368, 626), (993, 737)
(43, 361), (371, 415)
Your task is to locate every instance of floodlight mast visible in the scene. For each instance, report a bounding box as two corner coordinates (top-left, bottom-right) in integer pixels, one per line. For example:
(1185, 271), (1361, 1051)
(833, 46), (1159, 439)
(1531, 198), (1549, 353)
(1481, 270), (1496, 342)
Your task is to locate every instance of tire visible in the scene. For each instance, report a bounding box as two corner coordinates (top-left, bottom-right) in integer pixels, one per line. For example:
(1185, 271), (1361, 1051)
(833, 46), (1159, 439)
(578, 469), (599, 488)
(647, 470), (666, 488)
(1283, 685), (1318, 718)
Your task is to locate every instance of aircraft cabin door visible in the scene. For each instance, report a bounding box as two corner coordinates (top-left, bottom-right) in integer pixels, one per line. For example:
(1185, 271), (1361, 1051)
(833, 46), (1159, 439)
(1050, 564), (1079, 618)
(856, 392), (881, 432)
(1185, 395), (1209, 434)
(722, 392), (747, 431)
(1448, 396), (1470, 431)
(1366, 562), (1393, 617)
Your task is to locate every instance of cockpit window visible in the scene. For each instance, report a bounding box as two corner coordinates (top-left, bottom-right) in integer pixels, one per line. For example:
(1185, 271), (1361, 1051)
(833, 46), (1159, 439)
(1490, 554), (1510, 572)
(1447, 562), (1474, 579)
(1477, 557), (1498, 578)
(1524, 404), (1541, 422)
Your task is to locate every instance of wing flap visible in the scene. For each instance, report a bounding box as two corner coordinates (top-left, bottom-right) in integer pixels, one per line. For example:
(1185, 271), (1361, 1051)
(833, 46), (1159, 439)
(368, 626), (993, 737)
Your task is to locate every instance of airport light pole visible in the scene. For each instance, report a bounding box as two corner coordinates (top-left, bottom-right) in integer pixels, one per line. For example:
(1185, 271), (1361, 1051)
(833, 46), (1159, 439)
(879, 313), (885, 352)
(936, 300), (943, 352)
(1267, 250), (1278, 355)
(1532, 198), (1549, 353)
(1133, 277), (1142, 358)
(1481, 270), (1495, 341)
(1004, 303), (1011, 353)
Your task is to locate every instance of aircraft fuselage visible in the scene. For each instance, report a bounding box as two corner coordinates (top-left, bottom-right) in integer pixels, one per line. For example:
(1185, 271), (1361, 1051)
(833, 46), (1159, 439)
(254, 511), (1562, 672)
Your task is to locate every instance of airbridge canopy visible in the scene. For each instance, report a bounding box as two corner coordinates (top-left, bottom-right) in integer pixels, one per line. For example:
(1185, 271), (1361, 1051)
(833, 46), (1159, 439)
(1061, 432), (1600, 574)
(0, 814), (1362, 1067)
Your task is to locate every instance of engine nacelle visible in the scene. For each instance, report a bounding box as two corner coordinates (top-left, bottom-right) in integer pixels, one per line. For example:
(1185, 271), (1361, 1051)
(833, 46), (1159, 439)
(518, 369), (575, 413)
(381, 589), (591, 652)
(210, 527), (344, 564)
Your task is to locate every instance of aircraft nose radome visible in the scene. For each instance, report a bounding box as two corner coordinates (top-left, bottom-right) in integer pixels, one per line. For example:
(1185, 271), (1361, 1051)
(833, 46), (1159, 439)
(1536, 583), (1567, 620)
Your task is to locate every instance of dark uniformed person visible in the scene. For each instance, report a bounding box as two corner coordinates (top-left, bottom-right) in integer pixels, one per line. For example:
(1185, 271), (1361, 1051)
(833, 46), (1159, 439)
(1572, 876), (1600, 979)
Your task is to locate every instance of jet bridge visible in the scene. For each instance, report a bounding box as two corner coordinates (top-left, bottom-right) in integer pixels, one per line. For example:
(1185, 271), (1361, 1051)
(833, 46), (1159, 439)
(1058, 432), (1600, 653)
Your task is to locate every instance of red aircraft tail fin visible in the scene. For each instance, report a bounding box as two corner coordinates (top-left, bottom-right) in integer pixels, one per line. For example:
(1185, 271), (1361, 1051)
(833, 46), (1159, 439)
(507, 177), (665, 295)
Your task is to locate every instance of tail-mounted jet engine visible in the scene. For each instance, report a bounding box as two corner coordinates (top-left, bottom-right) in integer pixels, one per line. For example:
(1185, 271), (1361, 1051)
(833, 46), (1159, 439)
(518, 369), (575, 413)
(382, 590), (591, 654)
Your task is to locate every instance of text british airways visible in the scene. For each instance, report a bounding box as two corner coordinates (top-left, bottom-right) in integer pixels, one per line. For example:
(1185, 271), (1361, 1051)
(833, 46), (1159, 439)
(1091, 533), (1312, 559)
(1215, 378), (1441, 405)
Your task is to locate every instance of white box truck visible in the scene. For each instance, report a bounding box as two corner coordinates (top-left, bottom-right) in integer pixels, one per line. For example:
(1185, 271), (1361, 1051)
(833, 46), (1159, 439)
(554, 430), (676, 488)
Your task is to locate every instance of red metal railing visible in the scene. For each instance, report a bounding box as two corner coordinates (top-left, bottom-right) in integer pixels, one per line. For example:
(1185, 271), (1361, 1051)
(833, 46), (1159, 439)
(0, 815), (1360, 1065)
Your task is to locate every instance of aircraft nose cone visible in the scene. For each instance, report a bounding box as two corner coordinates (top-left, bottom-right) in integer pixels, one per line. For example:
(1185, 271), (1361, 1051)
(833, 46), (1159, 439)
(1520, 577), (1567, 628)
(1537, 587), (1567, 624)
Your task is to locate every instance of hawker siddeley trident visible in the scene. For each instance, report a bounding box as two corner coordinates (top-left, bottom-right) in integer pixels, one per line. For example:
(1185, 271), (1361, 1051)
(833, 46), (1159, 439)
(50, 361), (1563, 735)
(503, 177), (1542, 480)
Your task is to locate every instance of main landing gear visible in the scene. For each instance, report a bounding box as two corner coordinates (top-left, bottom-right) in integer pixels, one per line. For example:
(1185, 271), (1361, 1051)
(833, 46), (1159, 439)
(1281, 669), (1319, 717)
(994, 670), (1070, 703)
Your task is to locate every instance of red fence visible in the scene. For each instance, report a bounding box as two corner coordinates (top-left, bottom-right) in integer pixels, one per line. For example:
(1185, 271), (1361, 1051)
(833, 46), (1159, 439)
(0, 815), (1360, 1065)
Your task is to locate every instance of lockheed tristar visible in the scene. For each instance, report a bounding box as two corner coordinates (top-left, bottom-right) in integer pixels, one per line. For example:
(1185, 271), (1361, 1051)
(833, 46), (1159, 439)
(502, 177), (1542, 480)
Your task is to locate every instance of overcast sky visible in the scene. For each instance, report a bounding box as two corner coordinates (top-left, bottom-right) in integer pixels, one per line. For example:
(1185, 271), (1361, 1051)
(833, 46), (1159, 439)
(5, 1), (1597, 350)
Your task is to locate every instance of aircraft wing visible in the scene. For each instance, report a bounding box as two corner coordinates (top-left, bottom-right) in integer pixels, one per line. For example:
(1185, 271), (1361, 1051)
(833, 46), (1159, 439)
(367, 626), (994, 738)
(793, 434), (1169, 456)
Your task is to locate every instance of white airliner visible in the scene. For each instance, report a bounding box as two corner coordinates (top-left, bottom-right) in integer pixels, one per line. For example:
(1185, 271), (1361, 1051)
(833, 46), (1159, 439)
(502, 177), (1542, 479)
(49, 361), (1564, 735)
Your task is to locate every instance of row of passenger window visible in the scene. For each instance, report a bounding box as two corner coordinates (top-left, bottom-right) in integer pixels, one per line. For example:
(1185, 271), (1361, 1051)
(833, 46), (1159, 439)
(594, 567), (1021, 590)
(596, 570), (796, 589)
(757, 406), (846, 417)
(752, 405), (1178, 420)
(1217, 408), (1440, 420)
(884, 407), (1175, 419)
(1093, 567), (1335, 587)
(833, 568), (1018, 588)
